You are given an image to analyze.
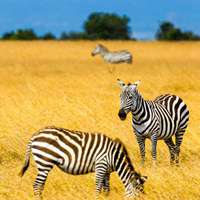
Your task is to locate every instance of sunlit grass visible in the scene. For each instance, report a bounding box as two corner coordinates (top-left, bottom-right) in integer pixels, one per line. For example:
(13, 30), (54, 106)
(0, 41), (200, 200)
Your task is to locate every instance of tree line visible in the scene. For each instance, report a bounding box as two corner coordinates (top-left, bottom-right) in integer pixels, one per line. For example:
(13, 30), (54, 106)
(1, 12), (200, 41)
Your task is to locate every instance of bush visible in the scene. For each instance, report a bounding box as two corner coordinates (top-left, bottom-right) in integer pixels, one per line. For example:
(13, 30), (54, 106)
(60, 32), (88, 40)
(41, 32), (56, 40)
(2, 29), (37, 40)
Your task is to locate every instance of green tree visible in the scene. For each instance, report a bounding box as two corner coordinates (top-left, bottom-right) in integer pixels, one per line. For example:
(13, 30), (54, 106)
(60, 32), (69, 40)
(13, 29), (37, 40)
(84, 12), (131, 40)
(2, 29), (37, 40)
(181, 31), (200, 40)
(2, 31), (15, 39)
(156, 21), (200, 41)
(41, 32), (56, 40)
(60, 31), (88, 40)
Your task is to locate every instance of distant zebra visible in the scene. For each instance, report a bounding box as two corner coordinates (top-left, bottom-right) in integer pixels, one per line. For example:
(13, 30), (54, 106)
(91, 44), (132, 64)
(19, 126), (147, 199)
(117, 79), (189, 165)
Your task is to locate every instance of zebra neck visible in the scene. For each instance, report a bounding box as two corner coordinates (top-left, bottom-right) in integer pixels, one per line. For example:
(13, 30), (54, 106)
(100, 49), (109, 57)
(131, 95), (151, 122)
(115, 159), (134, 188)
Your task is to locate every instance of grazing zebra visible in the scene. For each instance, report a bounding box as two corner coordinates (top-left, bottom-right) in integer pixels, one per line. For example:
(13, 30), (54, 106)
(19, 126), (147, 199)
(117, 79), (189, 165)
(91, 44), (132, 64)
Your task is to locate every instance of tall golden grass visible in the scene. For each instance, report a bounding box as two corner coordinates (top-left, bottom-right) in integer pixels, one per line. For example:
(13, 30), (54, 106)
(0, 41), (199, 200)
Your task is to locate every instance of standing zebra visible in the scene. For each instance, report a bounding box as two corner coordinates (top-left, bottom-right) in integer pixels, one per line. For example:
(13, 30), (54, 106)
(91, 44), (132, 64)
(19, 126), (147, 199)
(117, 79), (189, 165)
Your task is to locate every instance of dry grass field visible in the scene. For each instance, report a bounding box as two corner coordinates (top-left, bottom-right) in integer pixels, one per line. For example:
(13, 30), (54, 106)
(0, 41), (200, 200)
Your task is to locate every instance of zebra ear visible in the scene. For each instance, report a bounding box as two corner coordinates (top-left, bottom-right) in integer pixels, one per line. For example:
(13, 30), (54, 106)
(98, 43), (102, 47)
(117, 79), (126, 89)
(134, 80), (141, 87)
(129, 80), (141, 91)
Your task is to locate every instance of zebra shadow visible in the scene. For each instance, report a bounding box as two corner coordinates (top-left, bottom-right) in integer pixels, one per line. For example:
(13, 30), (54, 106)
(108, 64), (116, 74)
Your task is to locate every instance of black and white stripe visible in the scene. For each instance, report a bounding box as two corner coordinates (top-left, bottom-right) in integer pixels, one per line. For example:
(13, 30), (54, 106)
(117, 79), (189, 165)
(19, 126), (147, 199)
(91, 44), (132, 64)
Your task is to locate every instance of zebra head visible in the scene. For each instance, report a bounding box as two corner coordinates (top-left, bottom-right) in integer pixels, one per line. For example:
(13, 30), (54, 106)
(126, 173), (147, 197)
(91, 44), (108, 56)
(117, 79), (141, 120)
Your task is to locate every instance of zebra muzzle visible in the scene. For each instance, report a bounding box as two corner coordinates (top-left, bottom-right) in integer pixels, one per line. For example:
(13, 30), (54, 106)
(118, 109), (127, 120)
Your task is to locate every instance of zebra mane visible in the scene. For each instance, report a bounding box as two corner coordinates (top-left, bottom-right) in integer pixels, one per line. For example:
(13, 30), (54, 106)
(114, 138), (134, 171)
(98, 44), (109, 52)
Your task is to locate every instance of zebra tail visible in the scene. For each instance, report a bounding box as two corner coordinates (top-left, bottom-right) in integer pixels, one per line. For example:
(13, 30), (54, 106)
(19, 139), (32, 177)
(127, 55), (133, 64)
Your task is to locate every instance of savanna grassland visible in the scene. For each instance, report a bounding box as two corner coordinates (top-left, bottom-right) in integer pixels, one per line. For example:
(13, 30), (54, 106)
(0, 41), (200, 200)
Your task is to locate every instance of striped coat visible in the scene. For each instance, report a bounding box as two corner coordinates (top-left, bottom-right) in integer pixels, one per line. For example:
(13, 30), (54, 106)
(19, 126), (147, 199)
(91, 44), (132, 64)
(117, 79), (189, 165)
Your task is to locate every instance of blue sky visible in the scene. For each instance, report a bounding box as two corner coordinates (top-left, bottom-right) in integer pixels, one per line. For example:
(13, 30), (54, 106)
(0, 0), (199, 39)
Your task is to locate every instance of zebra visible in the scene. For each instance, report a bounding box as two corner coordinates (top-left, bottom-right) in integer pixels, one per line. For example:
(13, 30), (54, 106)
(91, 44), (132, 64)
(19, 126), (147, 199)
(117, 79), (189, 165)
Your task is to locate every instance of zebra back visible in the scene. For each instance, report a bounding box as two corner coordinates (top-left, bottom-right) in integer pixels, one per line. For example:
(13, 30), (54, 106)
(153, 94), (189, 130)
(31, 127), (116, 174)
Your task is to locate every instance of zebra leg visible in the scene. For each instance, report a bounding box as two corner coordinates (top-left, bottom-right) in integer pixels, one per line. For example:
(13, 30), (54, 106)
(103, 172), (110, 195)
(175, 130), (185, 164)
(136, 135), (146, 165)
(164, 137), (176, 164)
(33, 168), (52, 200)
(151, 134), (157, 165)
(95, 163), (108, 198)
